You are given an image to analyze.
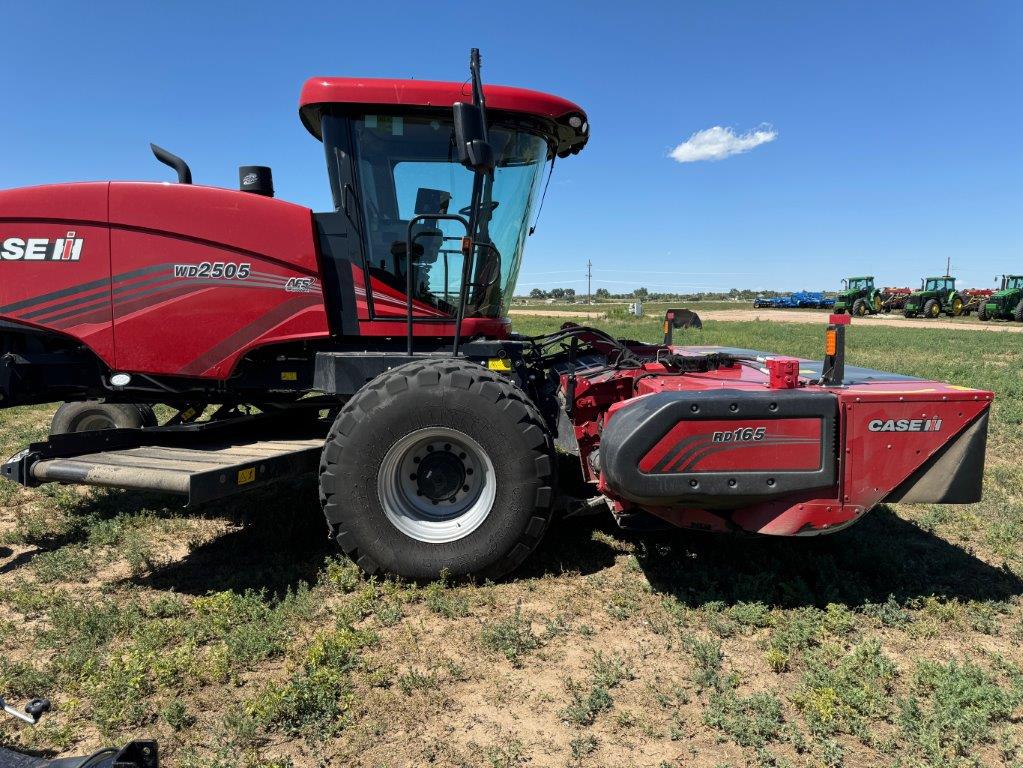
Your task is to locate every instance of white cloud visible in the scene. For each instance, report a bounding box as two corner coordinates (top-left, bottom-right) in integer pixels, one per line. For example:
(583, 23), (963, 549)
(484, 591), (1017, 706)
(669, 124), (777, 163)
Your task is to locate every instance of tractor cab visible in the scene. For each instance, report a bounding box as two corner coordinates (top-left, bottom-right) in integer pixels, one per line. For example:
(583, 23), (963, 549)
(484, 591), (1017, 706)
(1000, 275), (1023, 291)
(845, 276), (874, 291)
(921, 276), (955, 292)
(298, 76), (588, 335)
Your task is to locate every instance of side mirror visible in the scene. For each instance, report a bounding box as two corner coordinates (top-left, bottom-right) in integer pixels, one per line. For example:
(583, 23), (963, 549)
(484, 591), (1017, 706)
(841, 279), (848, 287)
(453, 102), (495, 172)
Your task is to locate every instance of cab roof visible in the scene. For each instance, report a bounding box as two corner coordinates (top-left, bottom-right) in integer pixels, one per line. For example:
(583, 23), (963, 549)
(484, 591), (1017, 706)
(299, 77), (588, 157)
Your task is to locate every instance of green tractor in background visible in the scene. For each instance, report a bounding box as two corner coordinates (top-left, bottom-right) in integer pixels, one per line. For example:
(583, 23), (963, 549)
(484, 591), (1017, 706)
(903, 276), (965, 318)
(979, 275), (1023, 322)
(834, 276), (883, 316)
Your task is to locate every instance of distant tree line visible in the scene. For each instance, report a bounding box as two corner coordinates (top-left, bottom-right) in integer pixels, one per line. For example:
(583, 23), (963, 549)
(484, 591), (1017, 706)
(519, 288), (808, 302)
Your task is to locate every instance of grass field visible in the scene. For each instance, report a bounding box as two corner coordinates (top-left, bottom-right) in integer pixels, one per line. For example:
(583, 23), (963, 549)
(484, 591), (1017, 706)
(1, 316), (1021, 768)
(511, 300), (1011, 329)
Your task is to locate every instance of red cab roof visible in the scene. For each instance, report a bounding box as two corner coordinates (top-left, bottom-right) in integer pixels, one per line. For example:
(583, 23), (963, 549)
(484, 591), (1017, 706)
(299, 77), (588, 156)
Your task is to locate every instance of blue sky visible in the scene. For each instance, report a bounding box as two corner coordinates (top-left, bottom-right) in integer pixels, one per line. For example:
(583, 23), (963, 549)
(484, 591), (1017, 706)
(2, 2), (1019, 294)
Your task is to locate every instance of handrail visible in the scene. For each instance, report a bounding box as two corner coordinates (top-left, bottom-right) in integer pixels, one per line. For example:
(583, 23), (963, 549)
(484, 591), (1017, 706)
(404, 214), (470, 356)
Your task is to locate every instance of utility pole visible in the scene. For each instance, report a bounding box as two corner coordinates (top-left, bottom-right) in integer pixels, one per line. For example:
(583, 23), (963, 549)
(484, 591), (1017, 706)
(587, 260), (592, 304)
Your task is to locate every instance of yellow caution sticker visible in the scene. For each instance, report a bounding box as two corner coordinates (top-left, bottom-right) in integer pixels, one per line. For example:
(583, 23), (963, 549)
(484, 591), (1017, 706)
(237, 467), (256, 485)
(487, 358), (512, 372)
(281, 371), (298, 381)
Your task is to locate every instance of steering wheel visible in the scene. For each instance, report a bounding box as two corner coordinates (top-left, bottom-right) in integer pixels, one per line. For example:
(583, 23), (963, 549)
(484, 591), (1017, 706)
(458, 201), (499, 217)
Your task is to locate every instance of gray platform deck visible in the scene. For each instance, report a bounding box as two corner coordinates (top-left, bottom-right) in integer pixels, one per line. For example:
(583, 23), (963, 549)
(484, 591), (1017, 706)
(29, 438), (324, 504)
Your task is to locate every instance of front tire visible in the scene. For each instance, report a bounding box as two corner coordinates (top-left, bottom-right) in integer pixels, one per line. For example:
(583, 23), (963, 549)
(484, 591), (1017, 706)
(851, 298), (868, 317)
(924, 298), (940, 318)
(318, 358), (555, 580)
(49, 401), (157, 437)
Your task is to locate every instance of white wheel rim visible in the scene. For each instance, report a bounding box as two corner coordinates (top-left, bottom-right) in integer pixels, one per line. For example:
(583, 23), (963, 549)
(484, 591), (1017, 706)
(76, 414), (118, 431)
(377, 427), (496, 544)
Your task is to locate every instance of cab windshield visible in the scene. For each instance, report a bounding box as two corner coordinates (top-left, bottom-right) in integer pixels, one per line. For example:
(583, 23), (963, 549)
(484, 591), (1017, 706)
(1006, 276), (1023, 290)
(925, 278), (953, 291)
(847, 278), (871, 290)
(324, 112), (549, 318)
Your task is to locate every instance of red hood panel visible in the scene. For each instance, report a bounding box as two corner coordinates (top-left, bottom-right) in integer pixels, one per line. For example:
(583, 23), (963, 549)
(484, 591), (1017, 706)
(108, 183), (320, 274)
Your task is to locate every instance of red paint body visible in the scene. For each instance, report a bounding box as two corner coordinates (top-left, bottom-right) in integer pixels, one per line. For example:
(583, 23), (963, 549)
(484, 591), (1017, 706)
(640, 418), (823, 473)
(0, 182), (507, 378)
(1, 76), (585, 381)
(571, 348), (992, 536)
(300, 78), (584, 120)
(298, 78), (588, 156)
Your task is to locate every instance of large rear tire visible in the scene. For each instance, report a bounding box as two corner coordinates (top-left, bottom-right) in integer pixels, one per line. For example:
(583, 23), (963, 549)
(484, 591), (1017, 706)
(318, 358), (555, 580)
(1014, 299), (1023, 323)
(851, 298), (868, 317)
(49, 401), (157, 437)
(924, 298), (940, 318)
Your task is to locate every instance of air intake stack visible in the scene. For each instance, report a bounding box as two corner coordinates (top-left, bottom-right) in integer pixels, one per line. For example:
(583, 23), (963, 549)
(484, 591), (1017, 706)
(238, 166), (274, 197)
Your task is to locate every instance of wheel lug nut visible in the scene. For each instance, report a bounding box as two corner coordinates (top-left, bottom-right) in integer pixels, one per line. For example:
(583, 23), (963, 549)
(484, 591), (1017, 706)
(462, 485), (469, 492)
(413, 457), (421, 464)
(444, 443), (452, 451)
(466, 468), (473, 475)
(410, 474), (417, 481)
(426, 445), (434, 452)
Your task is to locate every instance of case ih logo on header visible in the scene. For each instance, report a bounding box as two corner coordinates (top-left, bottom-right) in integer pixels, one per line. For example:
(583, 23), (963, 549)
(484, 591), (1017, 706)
(868, 418), (942, 433)
(1, 233), (84, 261)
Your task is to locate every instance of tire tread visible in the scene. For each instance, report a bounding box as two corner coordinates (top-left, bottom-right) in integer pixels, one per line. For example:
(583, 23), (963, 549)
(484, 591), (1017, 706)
(318, 357), (555, 579)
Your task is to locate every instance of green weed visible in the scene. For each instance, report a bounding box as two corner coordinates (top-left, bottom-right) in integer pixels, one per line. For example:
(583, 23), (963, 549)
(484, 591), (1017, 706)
(480, 605), (541, 666)
(899, 658), (1022, 761)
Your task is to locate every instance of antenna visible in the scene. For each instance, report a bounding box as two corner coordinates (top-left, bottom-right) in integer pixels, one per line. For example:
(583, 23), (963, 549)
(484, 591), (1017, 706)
(469, 48), (488, 141)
